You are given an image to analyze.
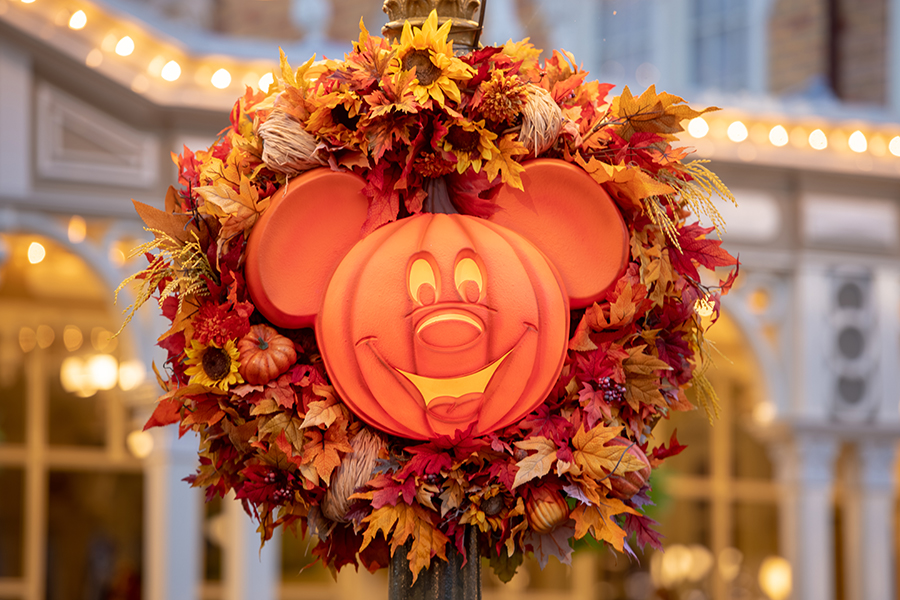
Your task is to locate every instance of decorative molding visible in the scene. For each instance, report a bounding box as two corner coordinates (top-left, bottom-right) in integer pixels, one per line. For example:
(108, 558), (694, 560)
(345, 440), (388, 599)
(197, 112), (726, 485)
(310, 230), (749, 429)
(35, 83), (160, 189)
(801, 193), (899, 249)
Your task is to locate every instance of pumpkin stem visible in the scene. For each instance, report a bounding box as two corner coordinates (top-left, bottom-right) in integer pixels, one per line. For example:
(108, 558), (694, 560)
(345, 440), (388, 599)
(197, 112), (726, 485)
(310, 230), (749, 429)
(257, 336), (269, 350)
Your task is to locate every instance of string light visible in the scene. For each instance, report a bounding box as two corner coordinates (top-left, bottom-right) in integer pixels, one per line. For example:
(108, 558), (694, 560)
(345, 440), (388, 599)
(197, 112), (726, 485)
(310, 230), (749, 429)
(211, 68), (232, 89)
(808, 129), (828, 150)
(68, 215), (87, 243)
(115, 35), (134, 57)
(687, 117), (709, 138)
(68, 10), (87, 30)
(768, 125), (788, 147)
(28, 241), (46, 264)
(258, 72), (274, 93)
(161, 60), (182, 82)
(848, 130), (867, 153)
(889, 136), (900, 157)
(727, 121), (748, 143)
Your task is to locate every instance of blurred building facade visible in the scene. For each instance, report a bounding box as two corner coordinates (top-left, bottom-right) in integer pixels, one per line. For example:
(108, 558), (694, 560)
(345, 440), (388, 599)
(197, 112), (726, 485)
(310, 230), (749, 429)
(0, 1), (898, 600)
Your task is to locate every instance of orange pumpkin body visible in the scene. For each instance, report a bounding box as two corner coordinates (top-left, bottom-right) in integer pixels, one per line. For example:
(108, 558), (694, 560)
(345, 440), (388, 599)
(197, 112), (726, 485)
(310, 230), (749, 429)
(525, 485), (570, 534)
(237, 324), (297, 385)
(607, 437), (652, 500)
(318, 213), (569, 440)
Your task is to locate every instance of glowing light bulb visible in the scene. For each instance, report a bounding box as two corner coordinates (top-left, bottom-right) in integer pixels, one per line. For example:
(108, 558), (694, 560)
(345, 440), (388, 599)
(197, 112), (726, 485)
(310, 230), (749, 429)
(890, 136), (900, 157)
(115, 36), (135, 57)
(68, 215), (86, 243)
(809, 128), (828, 150)
(68, 10), (87, 30)
(21, 0), (36, 4)
(727, 121), (748, 142)
(28, 241), (46, 264)
(258, 72), (275, 93)
(848, 130), (867, 153)
(85, 48), (103, 68)
(211, 68), (232, 89)
(161, 60), (181, 81)
(688, 117), (709, 138)
(768, 125), (788, 147)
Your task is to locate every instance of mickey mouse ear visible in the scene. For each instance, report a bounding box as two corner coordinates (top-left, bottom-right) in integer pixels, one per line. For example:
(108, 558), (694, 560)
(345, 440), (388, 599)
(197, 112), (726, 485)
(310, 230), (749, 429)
(245, 168), (369, 328)
(489, 159), (629, 308)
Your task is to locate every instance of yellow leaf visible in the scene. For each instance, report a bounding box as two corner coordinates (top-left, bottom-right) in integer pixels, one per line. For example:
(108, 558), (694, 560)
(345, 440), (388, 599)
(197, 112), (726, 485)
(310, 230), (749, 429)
(572, 425), (646, 479)
(484, 134), (527, 190)
(610, 85), (717, 141)
(512, 437), (558, 488)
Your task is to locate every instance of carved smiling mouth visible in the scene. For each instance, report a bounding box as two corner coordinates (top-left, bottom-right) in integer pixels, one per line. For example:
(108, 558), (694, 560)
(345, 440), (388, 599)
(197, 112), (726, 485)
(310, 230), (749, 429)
(395, 349), (512, 422)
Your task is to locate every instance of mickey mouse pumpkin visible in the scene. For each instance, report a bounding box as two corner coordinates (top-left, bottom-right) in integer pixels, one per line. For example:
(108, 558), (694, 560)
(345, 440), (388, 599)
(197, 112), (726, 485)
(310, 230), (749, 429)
(245, 159), (628, 439)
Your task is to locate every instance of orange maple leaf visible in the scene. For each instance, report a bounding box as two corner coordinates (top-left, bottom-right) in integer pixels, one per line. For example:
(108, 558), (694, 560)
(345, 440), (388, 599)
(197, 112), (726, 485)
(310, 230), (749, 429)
(610, 85), (717, 141)
(572, 424), (647, 479)
(571, 498), (637, 552)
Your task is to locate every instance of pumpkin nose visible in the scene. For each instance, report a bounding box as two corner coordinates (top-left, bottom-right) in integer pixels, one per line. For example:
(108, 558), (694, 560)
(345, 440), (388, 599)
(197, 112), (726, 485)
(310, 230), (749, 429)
(416, 312), (484, 349)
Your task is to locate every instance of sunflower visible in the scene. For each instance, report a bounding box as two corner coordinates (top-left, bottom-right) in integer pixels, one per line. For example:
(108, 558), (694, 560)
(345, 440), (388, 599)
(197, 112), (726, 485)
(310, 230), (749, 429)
(388, 10), (473, 108)
(440, 118), (499, 174)
(184, 339), (243, 391)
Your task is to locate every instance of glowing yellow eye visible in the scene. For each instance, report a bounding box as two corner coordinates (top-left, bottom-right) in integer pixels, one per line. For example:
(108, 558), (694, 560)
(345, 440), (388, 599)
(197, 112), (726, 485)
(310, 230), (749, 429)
(454, 257), (483, 301)
(408, 258), (437, 304)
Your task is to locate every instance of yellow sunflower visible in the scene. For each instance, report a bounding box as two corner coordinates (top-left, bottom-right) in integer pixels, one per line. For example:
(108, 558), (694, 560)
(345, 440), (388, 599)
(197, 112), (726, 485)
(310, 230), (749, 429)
(388, 10), (473, 108)
(184, 339), (243, 391)
(440, 118), (498, 173)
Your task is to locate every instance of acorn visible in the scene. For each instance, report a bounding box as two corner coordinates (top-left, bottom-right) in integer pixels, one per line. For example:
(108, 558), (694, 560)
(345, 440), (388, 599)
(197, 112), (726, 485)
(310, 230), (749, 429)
(607, 437), (652, 500)
(525, 485), (570, 534)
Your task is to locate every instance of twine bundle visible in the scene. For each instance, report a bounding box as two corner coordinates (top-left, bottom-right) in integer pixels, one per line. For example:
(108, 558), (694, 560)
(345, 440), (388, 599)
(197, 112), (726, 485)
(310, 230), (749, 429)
(258, 107), (325, 175)
(518, 84), (565, 157)
(322, 428), (384, 523)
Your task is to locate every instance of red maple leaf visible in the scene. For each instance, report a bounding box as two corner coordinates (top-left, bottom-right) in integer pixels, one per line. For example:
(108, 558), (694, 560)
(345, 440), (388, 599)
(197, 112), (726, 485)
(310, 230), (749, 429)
(649, 430), (688, 466)
(369, 472), (417, 509)
(670, 223), (737, 280)
(624, 513), (664, 552)
(144, 397), (182, 430)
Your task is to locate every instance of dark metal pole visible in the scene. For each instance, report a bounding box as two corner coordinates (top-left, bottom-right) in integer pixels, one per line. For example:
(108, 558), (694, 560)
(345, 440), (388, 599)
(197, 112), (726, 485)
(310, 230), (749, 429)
(388, 527), (481, 600)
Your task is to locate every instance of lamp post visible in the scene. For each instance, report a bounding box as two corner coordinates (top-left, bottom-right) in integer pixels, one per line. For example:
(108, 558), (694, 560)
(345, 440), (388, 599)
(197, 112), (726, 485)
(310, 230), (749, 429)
(380, 2), (486, 598)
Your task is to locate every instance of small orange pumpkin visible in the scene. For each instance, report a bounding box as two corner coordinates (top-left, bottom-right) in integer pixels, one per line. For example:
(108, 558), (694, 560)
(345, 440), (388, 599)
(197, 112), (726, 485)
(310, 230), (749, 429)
(525, 485), (570, 534)
(237, 324), (297, 385)
(607, 437), (652, 500)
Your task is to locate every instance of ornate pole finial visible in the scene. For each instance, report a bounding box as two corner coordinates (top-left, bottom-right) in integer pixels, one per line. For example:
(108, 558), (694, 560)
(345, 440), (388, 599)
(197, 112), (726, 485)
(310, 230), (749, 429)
(382, 0), (486, 52)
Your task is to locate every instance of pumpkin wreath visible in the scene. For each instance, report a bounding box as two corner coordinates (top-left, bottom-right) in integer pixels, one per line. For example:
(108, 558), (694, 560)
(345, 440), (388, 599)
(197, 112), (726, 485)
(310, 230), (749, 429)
(118, 12), (738, 581)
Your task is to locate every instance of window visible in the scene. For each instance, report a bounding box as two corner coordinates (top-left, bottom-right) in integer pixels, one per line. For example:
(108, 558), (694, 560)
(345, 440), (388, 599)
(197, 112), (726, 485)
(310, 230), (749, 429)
(690, 0), (751, 92)
(0, 233), (145, 600)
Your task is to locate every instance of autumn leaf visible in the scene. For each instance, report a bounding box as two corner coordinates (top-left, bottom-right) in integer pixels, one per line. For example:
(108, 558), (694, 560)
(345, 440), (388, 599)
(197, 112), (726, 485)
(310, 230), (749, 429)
(625, 513), (665, 552)
(610, 85), (716, 142)
(360, 503), (449, 582)
(572, 424), (647, 479)
(301, 424), (353, 486)
(571, 498), (637, 552)
(670, 222), (738, 280)
(133, 194), (197, 246)
(144, 397), (182, 430)
(622, 345), (672, 410)
(512, 437), (558, 488)
(196, 175), (271, 242)
(301, 396), (342, 429)
(483, 133), (527, 190)
(523, 523), (574, 569)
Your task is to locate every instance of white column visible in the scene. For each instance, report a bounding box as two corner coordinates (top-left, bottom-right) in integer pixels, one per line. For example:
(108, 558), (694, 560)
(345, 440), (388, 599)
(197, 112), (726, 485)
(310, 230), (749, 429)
(0, 36), (32, 199)
(888, 0), (900, 113)
(857, 441), (898, 600)
(145, 429), (203, 600)
(794, 267), (831, 418)
(222, 494), (281, 600)
(774, 434), (839, 600)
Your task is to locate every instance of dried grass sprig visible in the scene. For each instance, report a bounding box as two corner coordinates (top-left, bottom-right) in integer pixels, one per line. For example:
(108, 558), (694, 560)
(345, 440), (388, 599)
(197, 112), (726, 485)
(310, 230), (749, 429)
(114, 230), (216, 334)
(663, 160), (737, 237)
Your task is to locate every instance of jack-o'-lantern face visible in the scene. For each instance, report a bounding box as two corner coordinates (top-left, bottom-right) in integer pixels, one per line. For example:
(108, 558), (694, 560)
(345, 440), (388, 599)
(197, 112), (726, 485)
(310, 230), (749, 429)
(245, 160), (629, 440)
(318, 213), (568, 438)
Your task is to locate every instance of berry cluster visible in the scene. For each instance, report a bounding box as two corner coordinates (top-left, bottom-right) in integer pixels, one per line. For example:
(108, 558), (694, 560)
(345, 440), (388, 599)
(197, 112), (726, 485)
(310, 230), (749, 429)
(597, 376), (627, 404)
